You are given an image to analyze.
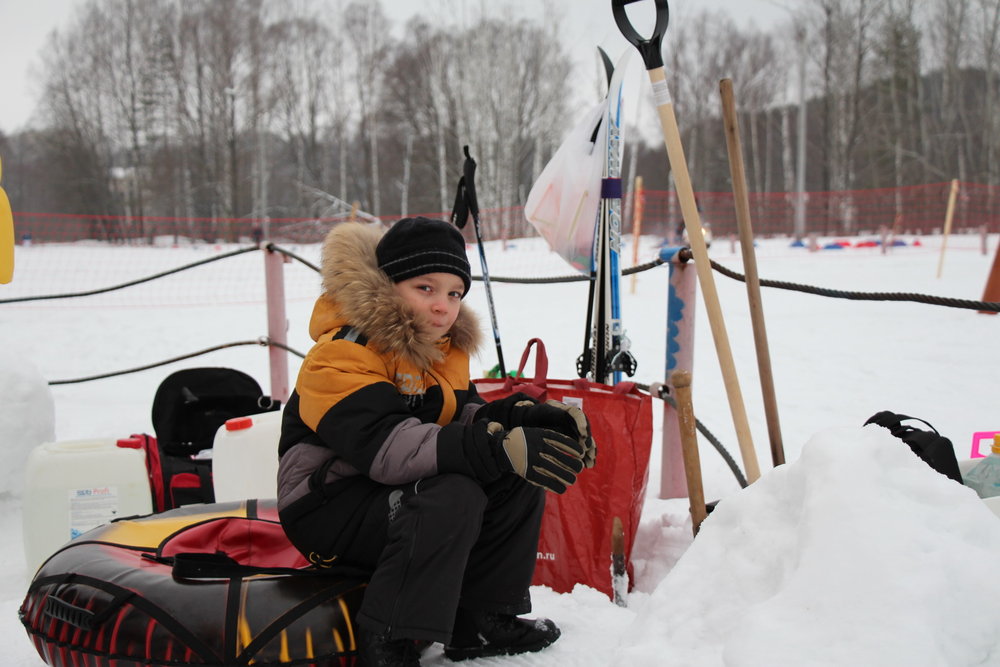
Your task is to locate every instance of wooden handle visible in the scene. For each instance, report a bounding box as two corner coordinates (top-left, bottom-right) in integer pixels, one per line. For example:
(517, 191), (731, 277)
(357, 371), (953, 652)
(670, 370), (708, 535)
(649, 68), (761, 483)
(719, 79), (785, 467)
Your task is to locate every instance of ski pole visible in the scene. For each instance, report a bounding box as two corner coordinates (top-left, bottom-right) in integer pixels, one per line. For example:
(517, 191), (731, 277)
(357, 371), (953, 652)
(451, 145), (506, 377)
(719, 78), (785, 467)
(612, 0), (760, 483)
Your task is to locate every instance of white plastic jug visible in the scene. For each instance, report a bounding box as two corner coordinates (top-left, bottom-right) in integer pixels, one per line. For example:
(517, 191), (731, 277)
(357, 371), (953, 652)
(958, 458), (1000, 519)
(212, 410), (283, 502)
(22, 438), (153, 574)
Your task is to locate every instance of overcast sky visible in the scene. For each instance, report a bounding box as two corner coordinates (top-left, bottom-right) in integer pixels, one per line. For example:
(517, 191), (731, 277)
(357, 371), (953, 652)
(0, 0), (793, 135)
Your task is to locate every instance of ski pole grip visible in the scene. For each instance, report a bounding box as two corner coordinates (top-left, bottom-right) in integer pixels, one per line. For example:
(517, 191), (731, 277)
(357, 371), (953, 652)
(611, 0), (670, 70)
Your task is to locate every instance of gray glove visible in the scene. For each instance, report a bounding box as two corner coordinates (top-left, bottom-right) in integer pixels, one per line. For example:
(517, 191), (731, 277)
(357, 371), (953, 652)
(489, 422), (586, 494)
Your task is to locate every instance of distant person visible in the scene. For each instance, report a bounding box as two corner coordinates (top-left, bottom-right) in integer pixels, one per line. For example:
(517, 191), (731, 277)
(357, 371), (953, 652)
(276, 217), (596, 666)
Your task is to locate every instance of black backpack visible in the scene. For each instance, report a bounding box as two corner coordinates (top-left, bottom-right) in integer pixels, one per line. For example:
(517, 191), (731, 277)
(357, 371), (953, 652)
(864, 410), (963, 484)
(140, 367), (280, 511)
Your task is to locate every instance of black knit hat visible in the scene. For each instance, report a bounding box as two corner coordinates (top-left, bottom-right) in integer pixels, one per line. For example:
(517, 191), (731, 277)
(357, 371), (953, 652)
(376, 217), (472, 296)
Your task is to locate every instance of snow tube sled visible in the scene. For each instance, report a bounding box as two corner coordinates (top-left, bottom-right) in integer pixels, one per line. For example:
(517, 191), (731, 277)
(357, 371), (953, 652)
(19, 499), (367, 667)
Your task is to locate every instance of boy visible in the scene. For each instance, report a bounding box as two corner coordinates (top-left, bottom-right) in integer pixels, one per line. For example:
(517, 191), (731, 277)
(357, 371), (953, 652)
(276, 217), (596, 666)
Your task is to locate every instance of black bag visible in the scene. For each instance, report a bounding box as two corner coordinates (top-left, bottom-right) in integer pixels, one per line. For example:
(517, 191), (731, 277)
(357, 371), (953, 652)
(864, 411), (963, 484)
(142, 367), (280, 511)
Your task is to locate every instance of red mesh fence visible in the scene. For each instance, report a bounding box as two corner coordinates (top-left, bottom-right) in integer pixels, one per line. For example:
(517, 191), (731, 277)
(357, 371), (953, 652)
(11, 181), (1000, 246)
(629, 181), (1000, 241)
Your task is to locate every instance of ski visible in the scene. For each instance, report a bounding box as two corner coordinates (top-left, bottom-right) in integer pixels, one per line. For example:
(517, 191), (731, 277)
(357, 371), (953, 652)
(588, 49), (636, 384)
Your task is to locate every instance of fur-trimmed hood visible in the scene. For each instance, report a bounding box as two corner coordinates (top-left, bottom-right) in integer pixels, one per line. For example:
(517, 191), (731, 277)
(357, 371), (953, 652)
(310, 222), (482, 370)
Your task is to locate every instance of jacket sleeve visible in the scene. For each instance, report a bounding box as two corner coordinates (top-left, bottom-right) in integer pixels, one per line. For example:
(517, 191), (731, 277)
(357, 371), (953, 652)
(296, 339), (502, 486)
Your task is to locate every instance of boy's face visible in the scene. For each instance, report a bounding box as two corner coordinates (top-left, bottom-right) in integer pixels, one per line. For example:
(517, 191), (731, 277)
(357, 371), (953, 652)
(393, 272), (465, 340)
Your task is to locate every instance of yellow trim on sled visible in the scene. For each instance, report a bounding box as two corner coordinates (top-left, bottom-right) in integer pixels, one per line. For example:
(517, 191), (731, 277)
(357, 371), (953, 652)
(94, 504), (249, 546)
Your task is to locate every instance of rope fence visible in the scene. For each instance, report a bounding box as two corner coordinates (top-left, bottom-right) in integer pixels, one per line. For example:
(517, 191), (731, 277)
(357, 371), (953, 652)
(15, 240), (995, 488)
(9, 242), (995, 311)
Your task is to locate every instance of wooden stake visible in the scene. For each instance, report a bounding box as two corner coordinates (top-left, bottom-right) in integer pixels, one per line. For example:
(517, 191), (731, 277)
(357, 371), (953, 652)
(937, 179), (959, 278)
(719, 79), (785, 467)
(671, 370), (708, 535)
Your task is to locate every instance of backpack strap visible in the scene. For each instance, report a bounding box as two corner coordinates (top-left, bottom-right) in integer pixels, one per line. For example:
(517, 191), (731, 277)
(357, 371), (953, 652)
(864, 410), (940, 436)
(332, 325), (369, 346)
(141, 551), (370, 581)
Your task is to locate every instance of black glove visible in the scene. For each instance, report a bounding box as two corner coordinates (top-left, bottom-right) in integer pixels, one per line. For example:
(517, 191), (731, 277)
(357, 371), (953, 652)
(476, 395), (597, 469)
(474, 392), (538, 426)
(488, 422), (585, 494)
(518, 400), (597, 469)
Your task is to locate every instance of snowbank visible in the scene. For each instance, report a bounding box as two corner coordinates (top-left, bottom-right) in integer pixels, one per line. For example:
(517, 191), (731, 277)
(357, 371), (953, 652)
(0, 346), (54, 496)
(617, 426), (1000, 667)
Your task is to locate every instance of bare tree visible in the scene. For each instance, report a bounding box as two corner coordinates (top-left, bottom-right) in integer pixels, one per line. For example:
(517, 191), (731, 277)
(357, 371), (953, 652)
(972, 0), (1000, 186)
(345, 1), (391, 218)
(925, 0), (972, 181)
(267, 10), (335, 209)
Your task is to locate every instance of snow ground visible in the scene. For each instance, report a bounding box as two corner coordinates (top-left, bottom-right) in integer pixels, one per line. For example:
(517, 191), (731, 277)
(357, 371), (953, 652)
(1, 231), (998, 666)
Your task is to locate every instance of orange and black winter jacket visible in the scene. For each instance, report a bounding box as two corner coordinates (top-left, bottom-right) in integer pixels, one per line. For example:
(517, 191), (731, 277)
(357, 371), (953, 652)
(276, 222), (489, 514)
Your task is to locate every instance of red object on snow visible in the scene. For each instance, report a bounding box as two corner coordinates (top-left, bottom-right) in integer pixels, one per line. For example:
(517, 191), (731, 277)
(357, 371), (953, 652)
(475, 338), (653, 600)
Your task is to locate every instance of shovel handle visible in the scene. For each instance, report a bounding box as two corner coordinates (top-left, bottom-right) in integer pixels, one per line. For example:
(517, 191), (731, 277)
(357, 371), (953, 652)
(611, 0), (670, 70)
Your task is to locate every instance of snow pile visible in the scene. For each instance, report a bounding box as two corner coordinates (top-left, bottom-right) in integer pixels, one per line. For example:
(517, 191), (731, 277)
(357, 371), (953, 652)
(0, 346), (54, 496)
(617, 426), (1000, 666)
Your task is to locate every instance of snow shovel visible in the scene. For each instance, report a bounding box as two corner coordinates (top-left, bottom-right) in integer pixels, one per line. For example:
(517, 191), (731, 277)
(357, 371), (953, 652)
(611, 0), (761, 483)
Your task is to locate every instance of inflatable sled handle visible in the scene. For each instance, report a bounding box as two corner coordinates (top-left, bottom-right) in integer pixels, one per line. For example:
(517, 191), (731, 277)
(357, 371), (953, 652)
(44, 584), (136, 630)
(144, 551), (371, 580)
(611, 0), (670, 70)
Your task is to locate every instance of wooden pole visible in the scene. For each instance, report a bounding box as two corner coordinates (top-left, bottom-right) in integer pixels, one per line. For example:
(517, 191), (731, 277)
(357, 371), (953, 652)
(671, 370), (708, 535)
(937, 179), (959, 278)
(719, 79), (785, 467)
(647, 67), (760, 483)
(630, 176), (645, 295)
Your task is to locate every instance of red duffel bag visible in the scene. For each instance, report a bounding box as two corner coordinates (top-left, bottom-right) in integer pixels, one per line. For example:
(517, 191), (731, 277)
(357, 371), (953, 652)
(474, 338), (653, 599)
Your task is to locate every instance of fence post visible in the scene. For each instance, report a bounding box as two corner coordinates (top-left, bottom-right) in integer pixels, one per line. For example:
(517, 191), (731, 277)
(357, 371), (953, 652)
(264, 246), (290, 403)
(660, 246), (696, 499)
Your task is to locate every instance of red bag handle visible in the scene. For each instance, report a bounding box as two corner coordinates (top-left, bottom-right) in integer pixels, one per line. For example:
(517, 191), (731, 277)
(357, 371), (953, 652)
(568, 378), (640, 395)
(505, 338), (548, 393)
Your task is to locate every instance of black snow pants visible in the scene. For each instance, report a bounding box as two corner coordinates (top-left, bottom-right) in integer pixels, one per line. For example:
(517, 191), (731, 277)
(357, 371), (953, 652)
(280, 472), (545, 644)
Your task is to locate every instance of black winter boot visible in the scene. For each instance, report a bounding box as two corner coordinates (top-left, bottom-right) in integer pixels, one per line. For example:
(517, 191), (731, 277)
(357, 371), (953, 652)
(444, 610), (560, 661)
(356, 626), (421, 667)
